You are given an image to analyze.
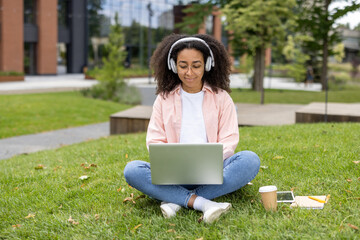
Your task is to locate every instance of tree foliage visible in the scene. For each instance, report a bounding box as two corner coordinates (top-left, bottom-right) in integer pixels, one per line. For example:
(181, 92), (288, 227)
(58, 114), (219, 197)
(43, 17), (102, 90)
(295, 0), (360, 90)
(223, 0), (296, 91)
(83, 13), (141, 105)
(98, 12), (127, 82)
(175, 2), (214, 34)
(282, 35), (311, 82)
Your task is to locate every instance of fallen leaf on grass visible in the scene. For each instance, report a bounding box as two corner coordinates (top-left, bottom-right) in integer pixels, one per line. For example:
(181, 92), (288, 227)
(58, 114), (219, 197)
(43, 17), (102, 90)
(117, 187), (122, 192)
(166, 229), (176, 233)
(68, 216), (79, 225)
(95, 214), (100, 221)
(346, 179), (352, 183)
(345, 189), (353, 193)
(125, 154), (128, 159)
(53, 166), (62, 171)
(123, 193), (136, 204)
(12, 224), (21, 228)
(272, 156), (284, 160)
(81, 163), (97, 169)
(196, 238), (204, 240)
(25, 213), (35, 219)
(169, 223), (175, 227)
(131, 224), (142, 232)
(348, 223), (359, 230)
(353, 161), (360, 164)
(123, 194), (145, 203)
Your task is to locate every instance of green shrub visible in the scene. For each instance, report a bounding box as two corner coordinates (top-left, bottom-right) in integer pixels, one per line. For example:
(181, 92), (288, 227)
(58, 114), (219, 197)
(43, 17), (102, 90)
(328, 62), (352, 72)
(81, 80), (141, 105)
(82, 13), (141, 105)
(0, 71), (24, 76)
(328, 72), (351, 90)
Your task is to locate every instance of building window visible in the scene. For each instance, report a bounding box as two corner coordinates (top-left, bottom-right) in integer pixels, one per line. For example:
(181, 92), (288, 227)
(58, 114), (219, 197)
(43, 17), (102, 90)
(24, 0), (36, 24)
(24, 43), (37, 75)
(58, 0), (69, 27)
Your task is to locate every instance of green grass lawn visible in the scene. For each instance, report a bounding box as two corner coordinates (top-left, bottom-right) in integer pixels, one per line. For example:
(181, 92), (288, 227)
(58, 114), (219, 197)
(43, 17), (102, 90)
(0, 92), (131, 139)
(1, 123), (359, 239)
(230, 87), (360, 104)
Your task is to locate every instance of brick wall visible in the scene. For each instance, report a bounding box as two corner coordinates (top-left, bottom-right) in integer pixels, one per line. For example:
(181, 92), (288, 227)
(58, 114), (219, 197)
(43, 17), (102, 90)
(0, 0), (24, 72)
(36, 0), (57, 74)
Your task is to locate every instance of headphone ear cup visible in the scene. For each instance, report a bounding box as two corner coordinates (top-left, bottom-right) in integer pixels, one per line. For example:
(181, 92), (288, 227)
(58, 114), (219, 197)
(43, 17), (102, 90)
(170, 58), (177, 73)
(205, 57), (212, 72)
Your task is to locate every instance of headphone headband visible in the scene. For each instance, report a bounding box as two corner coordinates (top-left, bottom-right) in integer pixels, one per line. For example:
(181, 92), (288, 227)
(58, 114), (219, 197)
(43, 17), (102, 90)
(167, 37), (215, 71)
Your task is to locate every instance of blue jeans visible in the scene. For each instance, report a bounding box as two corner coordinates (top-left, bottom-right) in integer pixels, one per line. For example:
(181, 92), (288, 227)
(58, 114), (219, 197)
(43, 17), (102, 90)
(123, 150), (260, 208)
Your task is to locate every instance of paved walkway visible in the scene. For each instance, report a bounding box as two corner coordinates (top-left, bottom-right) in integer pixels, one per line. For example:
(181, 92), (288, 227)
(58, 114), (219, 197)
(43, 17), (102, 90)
(0, 73), (319, 160)
(0, 123), (109, 160)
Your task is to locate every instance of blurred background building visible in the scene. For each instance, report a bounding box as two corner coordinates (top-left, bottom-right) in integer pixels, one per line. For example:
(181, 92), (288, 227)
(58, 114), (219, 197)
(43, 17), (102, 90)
(0, 0), (224, 76)
(0, 0), (358, 76)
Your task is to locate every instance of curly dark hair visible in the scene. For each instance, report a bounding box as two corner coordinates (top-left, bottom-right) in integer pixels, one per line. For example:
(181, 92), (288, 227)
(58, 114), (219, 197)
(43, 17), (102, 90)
(150, 33), (232, 96)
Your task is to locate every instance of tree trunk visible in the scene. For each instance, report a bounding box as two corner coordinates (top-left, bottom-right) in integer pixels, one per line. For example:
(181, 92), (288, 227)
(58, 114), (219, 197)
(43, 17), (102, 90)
(253, 46), (265, 95)
(321, 0), (331, 91)
(321, 37), (328, 91)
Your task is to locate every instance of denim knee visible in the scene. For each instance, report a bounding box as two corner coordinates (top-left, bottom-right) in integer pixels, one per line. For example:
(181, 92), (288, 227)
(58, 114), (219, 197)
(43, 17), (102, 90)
(123, 160), (148, 184)
(242, 150), (261, 173)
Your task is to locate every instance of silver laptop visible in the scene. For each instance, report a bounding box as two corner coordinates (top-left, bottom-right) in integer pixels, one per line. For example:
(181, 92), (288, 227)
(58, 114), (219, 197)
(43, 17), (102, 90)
(149, 143), (223, 185)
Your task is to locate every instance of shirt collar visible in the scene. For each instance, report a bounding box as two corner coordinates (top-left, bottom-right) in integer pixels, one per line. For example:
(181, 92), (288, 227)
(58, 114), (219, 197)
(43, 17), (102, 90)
(170, 82), (214, 95)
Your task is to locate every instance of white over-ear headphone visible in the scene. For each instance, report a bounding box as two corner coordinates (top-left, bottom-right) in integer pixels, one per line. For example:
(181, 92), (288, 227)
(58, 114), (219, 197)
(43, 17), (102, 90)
(167, 37), (215, 74)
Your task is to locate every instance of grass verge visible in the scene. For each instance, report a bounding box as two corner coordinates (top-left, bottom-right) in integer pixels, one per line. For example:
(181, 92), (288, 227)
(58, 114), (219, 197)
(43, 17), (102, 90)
(0, 91), (131, 139)
(0, 123), (359, 239)
(230, 87), (360, 104)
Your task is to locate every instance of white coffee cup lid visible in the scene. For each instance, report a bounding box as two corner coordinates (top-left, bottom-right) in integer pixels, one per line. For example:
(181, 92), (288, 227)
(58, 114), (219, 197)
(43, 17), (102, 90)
(259, 185), (277, 193)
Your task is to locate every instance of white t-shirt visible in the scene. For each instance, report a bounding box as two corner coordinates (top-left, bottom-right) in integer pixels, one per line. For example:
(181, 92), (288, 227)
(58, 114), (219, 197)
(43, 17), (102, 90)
(179, 88), (208, 143)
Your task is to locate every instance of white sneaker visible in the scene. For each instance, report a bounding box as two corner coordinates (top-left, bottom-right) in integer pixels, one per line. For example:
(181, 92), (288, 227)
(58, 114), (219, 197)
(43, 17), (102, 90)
(160, 202), (182, 218)
(203, 202), (231, 223)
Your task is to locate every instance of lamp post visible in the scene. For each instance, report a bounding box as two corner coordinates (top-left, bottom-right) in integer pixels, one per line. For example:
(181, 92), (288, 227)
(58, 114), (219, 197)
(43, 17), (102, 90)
(325, 76), (328, 122)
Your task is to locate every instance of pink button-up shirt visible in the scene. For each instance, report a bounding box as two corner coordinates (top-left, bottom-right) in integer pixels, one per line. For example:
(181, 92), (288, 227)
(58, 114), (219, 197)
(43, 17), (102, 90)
(146, 83), (239, 160)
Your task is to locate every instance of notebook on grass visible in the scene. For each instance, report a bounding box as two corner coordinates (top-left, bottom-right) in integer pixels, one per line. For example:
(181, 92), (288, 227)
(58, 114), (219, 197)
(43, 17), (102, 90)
(290, 195), (327, 209)
(149, 143), (223, 185)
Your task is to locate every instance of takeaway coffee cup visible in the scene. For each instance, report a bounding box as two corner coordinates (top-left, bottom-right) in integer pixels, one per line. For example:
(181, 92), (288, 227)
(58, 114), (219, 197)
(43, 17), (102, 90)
(259, 185), (277, 211)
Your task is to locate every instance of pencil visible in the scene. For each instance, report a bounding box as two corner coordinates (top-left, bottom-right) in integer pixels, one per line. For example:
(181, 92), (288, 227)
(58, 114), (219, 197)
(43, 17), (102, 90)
(308, 196), (326, 203)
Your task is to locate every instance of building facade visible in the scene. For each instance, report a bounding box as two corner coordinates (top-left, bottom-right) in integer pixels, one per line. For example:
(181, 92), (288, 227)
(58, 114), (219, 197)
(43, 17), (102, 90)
(0, 0), (87, 75)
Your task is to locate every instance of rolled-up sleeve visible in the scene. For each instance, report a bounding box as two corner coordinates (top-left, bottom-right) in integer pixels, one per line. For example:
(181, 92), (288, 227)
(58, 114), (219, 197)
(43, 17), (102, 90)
(218, 93), (239, 160)
(146, 96), (167, 150)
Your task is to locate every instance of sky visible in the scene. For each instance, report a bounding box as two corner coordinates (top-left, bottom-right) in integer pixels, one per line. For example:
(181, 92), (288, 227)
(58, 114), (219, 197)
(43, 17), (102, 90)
(330, 1), (360, 29)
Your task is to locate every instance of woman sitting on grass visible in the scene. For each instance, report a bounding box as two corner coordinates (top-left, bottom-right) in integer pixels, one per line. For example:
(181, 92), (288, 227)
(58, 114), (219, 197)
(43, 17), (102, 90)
(124, 33), (260, 223)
